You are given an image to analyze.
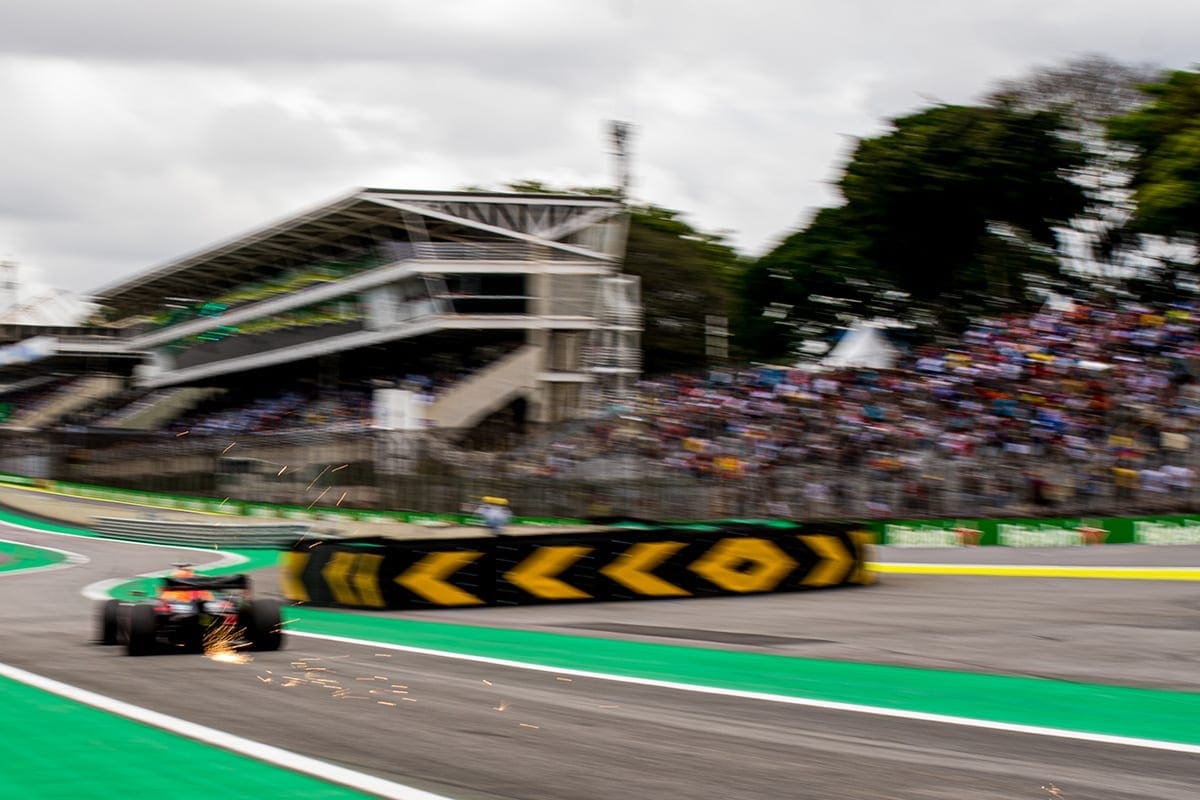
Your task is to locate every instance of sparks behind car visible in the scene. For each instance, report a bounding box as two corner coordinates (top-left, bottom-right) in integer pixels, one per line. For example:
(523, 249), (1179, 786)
(98, 571), (283, 656)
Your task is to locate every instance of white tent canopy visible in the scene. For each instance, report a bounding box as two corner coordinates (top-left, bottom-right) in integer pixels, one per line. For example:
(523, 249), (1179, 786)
(1041, 292), (1077, 315)
(820, 321), (898, 370)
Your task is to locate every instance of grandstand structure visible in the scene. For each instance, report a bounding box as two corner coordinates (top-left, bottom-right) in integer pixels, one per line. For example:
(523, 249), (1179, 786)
(0, 188), (642, 436)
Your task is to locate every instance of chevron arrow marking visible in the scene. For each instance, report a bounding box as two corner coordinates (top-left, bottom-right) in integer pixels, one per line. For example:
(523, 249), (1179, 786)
(349, 553), (386, 608)
(504, 546), (592, 600)
(395, 551), (485, 606)
(799, 534), (854, 587)
(688, 538), (797, 593)
(321, 551), (362, 606)
(848, 530), (877, 585)
(279, 551), (311, 603)
(601, 541), (690, 597)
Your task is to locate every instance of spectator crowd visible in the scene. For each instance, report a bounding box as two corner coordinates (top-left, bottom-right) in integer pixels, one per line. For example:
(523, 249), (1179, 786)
(494, 296), (1200, 518)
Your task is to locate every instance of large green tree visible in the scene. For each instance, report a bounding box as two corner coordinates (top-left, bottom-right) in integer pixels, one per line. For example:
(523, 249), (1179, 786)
(623, 204), (742, 372)
(738, 102), (1091, 361)
(1108, 68), (1200, 238)
(986, 56), (1162, 284)
(737, 207), (875, 360)
(840, 103), (1089, 302)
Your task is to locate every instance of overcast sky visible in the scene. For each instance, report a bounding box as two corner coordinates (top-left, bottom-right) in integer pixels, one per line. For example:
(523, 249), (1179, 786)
(0, 0), (1196, 297)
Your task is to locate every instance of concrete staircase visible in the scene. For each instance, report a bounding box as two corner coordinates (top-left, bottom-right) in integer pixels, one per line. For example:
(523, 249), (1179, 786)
(425, 345), (540, 430)
(6, 375), (123, 429)
(105, 386), (226, 430)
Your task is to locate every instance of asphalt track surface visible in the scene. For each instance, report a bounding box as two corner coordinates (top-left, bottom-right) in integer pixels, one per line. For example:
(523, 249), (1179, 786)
(2, 525), (1198, 800)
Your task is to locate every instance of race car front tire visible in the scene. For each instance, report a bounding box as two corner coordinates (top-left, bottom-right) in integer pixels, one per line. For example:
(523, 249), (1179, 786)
(243, 599), (283, 651)
(99, 599), (120, 645)
(126, 603), (156, 656)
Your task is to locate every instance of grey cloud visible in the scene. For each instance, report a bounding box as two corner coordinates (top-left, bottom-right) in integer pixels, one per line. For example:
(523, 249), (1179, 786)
(0, 0), (627, 92)
(2, 0), (1200, 292)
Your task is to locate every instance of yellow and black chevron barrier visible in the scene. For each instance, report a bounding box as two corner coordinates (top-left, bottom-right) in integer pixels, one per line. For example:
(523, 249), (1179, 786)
(282, 521), (875, 610)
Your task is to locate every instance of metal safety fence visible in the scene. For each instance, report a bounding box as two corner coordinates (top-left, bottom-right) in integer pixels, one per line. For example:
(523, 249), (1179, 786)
(1, 426), (1199, 521)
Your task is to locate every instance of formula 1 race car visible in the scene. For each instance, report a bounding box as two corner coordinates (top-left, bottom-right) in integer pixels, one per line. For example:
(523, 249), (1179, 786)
(97, 567), (284, 656)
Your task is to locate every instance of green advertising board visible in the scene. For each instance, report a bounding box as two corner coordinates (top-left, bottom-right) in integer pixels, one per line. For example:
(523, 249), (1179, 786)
(871, 514), (1200, 547)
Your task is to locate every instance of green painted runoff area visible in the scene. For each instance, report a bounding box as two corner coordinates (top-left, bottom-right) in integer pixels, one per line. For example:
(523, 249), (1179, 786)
(4, 495), (1200, 779)
(0, 540), (67, 574)
(0, 674), (379, 800)
(286, 606), (1200, 747)
(0, 503), (277, 596)
(0, 507), (372, 798)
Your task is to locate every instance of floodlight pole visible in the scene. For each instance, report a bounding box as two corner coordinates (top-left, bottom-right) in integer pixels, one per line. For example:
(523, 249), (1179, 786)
(609, 120), (632, 202)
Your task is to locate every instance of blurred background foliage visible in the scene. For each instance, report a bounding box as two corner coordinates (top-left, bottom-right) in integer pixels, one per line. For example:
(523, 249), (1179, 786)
(508, 58), (1200, 373)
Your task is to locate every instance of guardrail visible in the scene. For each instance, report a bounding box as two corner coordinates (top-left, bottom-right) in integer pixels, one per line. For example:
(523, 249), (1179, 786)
(0, 472), (584, 529)
(91, 517), (312, 549)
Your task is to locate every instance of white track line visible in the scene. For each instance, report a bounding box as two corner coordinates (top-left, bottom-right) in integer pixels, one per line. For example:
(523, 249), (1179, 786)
(0, 537), (89, 577)
(80, 553), (249, 602)
(290, 630), (1200, 756)
(0, 521), (249, 599)
(0, 662), (454, 800)
(0, 518), (247, 567)
(11, 516), (1199, 757)
(1, 523), (441, 796)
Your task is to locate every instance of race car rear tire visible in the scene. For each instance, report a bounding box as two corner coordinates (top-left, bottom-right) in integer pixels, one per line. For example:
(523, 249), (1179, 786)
(126, 603), (156, 656)
(244, 599), (283, 651)
(99, 599), (120, 645)
(181, 619), (205, 654)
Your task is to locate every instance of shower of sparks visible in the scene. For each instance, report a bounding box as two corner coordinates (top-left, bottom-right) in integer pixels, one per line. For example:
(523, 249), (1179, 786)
(218, 497), (230, 508)
(1042, 785), (1066, 798)
(337, 492), (348, 507)
(375, 654), (392, 658)
(277, 465), (288, 476)
(306, 465), (332, 491)
(494, 701), (510, 712)
(518, 723), (539, 730)
(481, 679), (493, 686)
(308, 486), (332, 509)
(246, 655), (429, 712)
(222, 442), (237, 454)
(555, 677), (572, 682)
(331, 464), (350, 472)
(203, 620), (250, 665)
(176, 430), (190, 437)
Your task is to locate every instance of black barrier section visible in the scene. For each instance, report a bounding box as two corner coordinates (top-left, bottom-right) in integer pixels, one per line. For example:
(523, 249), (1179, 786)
(282, 521), (874, 610)
(284, 538), (495, 608)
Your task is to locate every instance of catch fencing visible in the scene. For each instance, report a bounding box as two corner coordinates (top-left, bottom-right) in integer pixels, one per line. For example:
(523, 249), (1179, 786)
(2, 427), (1200, 522)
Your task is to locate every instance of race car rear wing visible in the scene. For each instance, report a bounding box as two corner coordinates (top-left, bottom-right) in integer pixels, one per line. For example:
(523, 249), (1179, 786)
(162, 574), (250, 591)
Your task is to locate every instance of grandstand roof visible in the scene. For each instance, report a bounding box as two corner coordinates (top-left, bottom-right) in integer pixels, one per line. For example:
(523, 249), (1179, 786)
(91, 188), (624, 318)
